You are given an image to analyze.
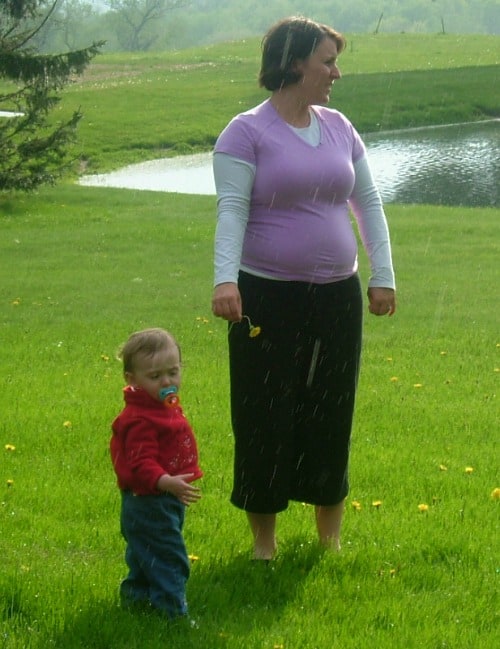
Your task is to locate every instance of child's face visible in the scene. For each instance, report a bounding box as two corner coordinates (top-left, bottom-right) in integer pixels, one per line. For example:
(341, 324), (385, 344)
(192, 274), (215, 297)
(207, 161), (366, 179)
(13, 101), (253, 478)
(125, 344), (181, 401)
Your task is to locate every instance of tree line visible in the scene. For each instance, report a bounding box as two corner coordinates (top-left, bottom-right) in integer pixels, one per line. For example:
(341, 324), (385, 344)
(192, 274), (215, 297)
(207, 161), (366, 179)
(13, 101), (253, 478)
(26, 0), (500, 54)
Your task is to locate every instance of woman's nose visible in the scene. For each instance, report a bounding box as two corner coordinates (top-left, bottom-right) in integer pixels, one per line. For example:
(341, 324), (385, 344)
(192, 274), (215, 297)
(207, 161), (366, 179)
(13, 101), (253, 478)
(332, 65), (341, 79)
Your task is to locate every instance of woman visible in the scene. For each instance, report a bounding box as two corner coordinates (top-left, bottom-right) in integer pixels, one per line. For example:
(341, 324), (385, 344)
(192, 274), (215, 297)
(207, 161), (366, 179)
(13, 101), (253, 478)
(211, 16), (396, 560)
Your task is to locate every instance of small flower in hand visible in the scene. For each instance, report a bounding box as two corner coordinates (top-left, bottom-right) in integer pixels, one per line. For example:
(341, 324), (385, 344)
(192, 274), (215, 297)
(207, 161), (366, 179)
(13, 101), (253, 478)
(230, 314), (262, 338)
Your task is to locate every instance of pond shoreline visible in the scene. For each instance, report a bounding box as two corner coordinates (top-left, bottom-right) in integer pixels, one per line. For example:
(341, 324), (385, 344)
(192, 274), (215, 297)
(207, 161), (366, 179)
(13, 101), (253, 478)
(79, 120), (499, 208)
(361, 117), (499, 137)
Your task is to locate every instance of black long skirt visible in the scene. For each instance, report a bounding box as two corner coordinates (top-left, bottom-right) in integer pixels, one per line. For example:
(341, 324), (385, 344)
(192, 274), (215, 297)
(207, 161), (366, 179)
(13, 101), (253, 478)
(229, 271), (363, 513)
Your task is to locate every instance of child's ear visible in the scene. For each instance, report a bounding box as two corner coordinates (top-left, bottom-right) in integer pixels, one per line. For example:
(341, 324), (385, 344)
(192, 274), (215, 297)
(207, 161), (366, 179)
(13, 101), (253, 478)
(124, 371), (134, 385)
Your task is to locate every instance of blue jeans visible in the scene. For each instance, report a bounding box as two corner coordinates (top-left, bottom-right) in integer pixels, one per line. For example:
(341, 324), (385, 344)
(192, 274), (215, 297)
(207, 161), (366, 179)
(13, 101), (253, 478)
(119, 491), (189, 618)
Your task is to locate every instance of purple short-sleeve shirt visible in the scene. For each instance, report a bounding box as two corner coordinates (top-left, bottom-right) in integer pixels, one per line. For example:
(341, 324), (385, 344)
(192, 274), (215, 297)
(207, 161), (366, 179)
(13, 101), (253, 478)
(215, 100), (367, 283)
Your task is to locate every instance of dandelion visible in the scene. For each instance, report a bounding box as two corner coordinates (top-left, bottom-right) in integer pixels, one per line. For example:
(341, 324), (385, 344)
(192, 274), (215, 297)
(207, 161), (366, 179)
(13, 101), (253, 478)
(242, 315), (261, 337)
(351, 500), (362, 511)
(440, 351), (447, 356)
(7, 479), (14, 487)
(418, 503), (429, 512)
(4, 444), (15, 451)
(101, 354), (110, 362)
(413, 383), (423, 388)
(491, 488), (500, 500)
(372, 500), (382, 508)
(12, 298), (20, 305)
(439, 464), (448, 471)
(389, 568), (397, 577)
(390, 376), (399, 382)
(465, 466), (474, 474)
(63, 420), (72, 428)
(229, 314), (262, 338)
(386, 357), (393, 362)
(188, 554), (199, 562)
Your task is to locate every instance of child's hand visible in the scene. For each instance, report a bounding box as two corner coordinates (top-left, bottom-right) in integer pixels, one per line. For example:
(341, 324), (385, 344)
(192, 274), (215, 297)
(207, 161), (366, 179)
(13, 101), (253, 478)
(157, 473), (201, 506)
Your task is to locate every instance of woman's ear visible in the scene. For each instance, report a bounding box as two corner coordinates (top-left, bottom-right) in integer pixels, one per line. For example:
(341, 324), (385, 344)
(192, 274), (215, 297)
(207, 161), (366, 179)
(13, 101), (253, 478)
(291, 58), (305, 81)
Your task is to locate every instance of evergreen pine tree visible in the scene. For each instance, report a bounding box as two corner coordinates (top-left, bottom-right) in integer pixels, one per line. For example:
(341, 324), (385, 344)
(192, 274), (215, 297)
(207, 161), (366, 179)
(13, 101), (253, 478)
(0, 1), (103, 191)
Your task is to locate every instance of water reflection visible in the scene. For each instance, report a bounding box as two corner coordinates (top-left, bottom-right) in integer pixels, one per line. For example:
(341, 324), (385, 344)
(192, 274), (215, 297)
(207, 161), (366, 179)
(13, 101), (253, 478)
(364, 120), (499, 207)
(79, 120), (499, 207)
(80, 152), (216, 195)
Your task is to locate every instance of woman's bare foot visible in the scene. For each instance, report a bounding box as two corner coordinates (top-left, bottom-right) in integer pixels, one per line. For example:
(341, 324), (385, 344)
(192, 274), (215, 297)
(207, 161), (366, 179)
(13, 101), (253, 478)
(252, 543), (277, 561)
(247, 512), (277, 561)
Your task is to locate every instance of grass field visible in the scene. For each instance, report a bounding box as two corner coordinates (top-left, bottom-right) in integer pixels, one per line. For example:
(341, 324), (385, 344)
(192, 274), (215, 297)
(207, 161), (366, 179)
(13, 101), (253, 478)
(58, 33), (500, 172)
(1, 185), (498, 648)
(1, 31), (499, 649)
(2, 34), (498, 174)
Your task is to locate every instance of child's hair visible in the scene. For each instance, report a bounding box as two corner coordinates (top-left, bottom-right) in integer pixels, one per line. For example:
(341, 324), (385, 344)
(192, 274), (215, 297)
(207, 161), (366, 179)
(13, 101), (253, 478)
(118, 328), (180, 373)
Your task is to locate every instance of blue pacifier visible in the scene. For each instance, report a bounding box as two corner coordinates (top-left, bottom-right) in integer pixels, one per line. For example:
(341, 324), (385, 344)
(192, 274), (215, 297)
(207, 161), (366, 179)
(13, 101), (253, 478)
(159, 385), (178, 401)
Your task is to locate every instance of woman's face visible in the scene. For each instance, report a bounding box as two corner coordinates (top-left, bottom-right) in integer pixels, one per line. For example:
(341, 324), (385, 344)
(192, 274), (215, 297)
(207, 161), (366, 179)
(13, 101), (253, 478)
(294, 36), (341, 104)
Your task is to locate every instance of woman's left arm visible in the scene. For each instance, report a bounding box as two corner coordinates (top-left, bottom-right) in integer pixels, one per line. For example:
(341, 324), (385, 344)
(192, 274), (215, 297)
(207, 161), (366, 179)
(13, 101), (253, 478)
(349, 156), (396, 316)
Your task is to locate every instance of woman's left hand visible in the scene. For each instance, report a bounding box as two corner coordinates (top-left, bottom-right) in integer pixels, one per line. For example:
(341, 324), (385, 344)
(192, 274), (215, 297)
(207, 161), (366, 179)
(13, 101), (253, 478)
(367, 287), (396, 316)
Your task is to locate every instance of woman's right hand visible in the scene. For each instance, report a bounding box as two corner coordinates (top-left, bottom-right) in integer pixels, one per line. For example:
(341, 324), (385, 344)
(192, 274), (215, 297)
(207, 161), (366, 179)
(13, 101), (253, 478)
(212, 282), (242, 322)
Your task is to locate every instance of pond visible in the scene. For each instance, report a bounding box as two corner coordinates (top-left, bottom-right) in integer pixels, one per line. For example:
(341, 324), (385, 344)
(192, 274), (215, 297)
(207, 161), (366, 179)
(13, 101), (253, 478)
(80, 120), (499, 208)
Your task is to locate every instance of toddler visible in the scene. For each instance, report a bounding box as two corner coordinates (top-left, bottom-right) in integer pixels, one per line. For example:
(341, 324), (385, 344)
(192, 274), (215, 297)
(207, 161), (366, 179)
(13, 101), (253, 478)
(110, 328), (202, 619)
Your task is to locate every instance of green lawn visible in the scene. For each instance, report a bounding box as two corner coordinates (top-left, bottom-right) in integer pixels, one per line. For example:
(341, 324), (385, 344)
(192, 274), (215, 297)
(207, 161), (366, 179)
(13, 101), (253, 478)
(1, 30), (499, 649)
(54, 33), (500, 171)
(1, 185), (498, 648)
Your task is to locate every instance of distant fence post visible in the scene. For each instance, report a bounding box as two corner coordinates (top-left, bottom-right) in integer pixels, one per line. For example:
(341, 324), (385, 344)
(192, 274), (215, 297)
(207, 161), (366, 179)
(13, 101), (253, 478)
(374, 12), (383, 34)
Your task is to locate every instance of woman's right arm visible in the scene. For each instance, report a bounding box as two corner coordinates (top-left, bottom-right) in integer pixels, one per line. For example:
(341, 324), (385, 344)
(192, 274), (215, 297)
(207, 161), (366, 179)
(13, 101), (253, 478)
(212, 152), (255, 322)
